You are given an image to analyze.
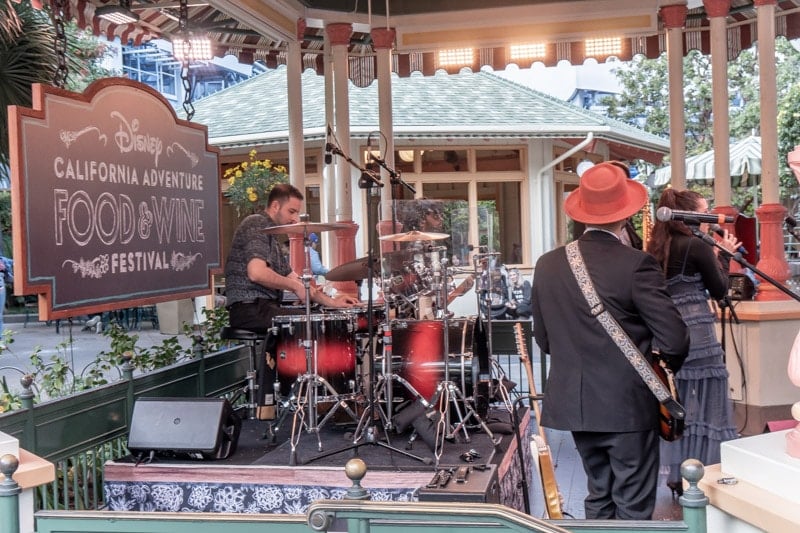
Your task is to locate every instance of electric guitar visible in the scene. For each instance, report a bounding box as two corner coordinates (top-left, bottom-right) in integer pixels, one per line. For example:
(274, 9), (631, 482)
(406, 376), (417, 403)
(447, 274), (475, 305)
(514, 322), (563, 519)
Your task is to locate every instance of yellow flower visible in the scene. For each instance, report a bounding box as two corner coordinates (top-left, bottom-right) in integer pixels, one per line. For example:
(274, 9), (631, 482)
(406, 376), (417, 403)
(241, 161), (249, 169)
(227, 176), (236, 186)
(275, 165), (287, 173)
(249, 149), (257, 159)
(264, 160), (272, 169)
(235, 170), (243, 178)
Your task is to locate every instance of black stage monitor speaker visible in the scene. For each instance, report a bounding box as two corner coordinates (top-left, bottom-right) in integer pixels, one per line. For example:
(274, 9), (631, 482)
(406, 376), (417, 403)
(128, 397), (241, 460)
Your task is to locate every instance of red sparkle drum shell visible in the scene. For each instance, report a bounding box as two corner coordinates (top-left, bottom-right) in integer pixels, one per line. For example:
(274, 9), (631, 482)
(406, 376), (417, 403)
(272, 314), (356, 397)
(389, 318), (476, 401)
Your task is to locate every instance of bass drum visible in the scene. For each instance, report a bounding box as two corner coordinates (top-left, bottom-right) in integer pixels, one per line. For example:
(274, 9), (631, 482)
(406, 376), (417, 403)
(272, 313), (357, 399)
(388, 318), (476, 402)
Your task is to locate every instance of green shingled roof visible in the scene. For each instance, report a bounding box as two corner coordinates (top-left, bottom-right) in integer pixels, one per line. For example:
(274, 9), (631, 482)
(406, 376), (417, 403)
(187, 66), (669, 155)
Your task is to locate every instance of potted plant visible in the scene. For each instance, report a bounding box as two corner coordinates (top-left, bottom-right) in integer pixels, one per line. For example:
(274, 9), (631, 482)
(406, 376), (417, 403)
(224, 150), (289, 217)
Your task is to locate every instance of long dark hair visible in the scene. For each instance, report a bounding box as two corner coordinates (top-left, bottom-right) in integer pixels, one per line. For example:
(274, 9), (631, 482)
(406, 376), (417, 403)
(646, 188), (704, 271)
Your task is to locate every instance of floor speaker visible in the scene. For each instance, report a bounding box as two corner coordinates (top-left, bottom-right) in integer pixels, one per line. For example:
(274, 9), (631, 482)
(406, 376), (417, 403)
(128, 397), (241, 460)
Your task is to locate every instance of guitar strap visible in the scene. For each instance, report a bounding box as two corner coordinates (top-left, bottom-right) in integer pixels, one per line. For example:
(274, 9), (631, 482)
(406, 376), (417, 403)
(565, 241), (685, 419)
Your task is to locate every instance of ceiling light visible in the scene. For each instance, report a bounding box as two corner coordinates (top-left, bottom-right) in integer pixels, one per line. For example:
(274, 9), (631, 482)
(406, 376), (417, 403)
(95, 1), (139, 25)
(172, 35), (214, 62)
(171, 0), (214, 62)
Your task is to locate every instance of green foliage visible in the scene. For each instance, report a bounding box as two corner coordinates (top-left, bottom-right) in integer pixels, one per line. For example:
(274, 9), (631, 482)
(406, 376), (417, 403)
(0, 1), (117, 177)
(182, 305), (230, 354)
(778, 82), (800, 191)
(0, 308), (230, 410)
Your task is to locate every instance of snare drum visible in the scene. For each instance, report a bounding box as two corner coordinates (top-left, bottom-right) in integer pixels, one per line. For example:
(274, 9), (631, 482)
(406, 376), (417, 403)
(389, 318), (476, 401)
(272, 313), (357, 398)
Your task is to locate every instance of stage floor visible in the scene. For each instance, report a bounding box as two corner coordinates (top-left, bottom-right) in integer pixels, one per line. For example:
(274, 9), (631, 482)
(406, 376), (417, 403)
(104, 405), (531, 514)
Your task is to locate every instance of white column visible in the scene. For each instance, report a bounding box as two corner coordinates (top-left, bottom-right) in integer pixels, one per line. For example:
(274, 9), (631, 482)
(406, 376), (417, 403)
(706, 0), (732, 208)
(327, 23), (354, 222)
(371, 28), (396, 221)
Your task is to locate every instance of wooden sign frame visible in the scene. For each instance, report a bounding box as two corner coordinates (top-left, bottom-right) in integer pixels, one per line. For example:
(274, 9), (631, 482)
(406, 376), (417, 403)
(8, 78), (222, 320)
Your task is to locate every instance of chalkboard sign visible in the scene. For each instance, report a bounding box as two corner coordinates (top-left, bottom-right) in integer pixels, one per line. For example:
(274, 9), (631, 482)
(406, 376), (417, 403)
(9, 78), (221, 320)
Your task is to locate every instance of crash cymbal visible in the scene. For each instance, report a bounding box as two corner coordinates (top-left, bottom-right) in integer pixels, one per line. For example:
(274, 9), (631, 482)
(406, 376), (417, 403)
(378, 230), (449, 242)
(261, 221), (350, 235)
(325, 256), (379, 282)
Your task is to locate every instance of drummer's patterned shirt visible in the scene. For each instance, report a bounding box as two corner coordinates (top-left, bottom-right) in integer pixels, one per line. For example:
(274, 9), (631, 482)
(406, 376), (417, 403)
(224, 212), (292, 306)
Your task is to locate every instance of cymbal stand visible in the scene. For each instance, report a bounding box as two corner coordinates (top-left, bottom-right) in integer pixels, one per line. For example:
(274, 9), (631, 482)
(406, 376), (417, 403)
(428, 254), (497, 466)
(301, 131), (429, 466)
(288, 232), (359, 466)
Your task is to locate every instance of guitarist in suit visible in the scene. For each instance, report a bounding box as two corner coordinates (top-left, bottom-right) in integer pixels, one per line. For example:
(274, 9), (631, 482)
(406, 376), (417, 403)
(531, 163), (689, 520)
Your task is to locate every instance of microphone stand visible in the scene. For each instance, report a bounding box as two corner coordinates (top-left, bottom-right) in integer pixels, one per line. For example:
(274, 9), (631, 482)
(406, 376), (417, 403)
(302, 144), (429, 466)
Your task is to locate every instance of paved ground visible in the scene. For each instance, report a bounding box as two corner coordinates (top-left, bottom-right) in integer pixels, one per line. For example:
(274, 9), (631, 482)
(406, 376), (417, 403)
(0, 314), (194, 389)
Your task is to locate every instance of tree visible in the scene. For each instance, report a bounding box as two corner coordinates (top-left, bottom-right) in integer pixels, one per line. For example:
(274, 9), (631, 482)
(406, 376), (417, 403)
(0, 2), (117, 185)
(604, 38), (800, 207)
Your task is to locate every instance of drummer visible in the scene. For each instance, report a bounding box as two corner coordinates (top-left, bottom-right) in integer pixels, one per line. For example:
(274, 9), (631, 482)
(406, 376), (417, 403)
(224, 183), (360, 419)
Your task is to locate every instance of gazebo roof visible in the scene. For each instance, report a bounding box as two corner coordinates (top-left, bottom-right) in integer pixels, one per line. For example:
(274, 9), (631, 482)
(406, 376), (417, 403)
(189, 66), (670, 163)
(16, 1), (800, 86)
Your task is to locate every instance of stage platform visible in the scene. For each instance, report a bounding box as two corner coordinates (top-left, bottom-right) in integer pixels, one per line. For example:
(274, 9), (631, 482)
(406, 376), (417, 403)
(103, 406), (532, 515)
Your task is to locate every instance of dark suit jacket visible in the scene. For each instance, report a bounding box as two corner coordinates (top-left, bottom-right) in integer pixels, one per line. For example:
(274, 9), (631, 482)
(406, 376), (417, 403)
(531, 231), (689, 433)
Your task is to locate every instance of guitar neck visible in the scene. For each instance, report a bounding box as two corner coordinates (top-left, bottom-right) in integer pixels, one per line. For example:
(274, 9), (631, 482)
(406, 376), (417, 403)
(514, 323), (547, 447)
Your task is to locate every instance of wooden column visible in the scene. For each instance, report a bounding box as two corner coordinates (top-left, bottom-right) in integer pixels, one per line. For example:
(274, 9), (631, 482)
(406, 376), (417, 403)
(326, 22), (358, 295)
(660, 3), (688, 190)
(754, 0), (790, 300)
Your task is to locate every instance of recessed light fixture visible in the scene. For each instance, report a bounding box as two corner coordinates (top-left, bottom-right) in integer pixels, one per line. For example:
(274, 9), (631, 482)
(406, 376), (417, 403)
(95, 1), (139, 25)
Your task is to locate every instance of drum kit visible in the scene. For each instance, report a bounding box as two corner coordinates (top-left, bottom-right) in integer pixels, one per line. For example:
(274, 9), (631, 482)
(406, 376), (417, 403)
(257, 220), (504, 466)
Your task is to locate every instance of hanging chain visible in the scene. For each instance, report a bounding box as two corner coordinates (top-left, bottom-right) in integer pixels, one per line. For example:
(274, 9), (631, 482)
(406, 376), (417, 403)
(178, 0), (195, 120)
(181, 64), (195, 120)
(51, 0), (69, 88)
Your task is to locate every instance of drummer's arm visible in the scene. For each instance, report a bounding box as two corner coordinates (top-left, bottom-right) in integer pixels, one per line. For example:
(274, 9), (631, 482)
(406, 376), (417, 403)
(247, 258), (305, 297)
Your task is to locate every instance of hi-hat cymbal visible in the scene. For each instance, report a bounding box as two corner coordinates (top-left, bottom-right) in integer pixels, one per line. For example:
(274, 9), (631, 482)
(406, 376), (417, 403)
(378, 230), (449, 242)
(262, 221), (350, 235)
(325, 256), (379, 282)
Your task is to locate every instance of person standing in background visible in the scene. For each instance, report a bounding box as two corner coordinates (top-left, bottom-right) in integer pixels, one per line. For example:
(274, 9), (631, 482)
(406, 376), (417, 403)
(0, 256), (12, 337)
(307, 233), (329, 278)
(532, 162), (689, 519)
(646, 188), (741, 497)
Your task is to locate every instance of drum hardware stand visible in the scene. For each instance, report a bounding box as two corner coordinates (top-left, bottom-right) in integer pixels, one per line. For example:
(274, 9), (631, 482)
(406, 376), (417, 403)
(473, 252), (513, 413)
(301, 131), (429, 466)
(428, 254), (498, 466)
(287, 228), (359, 466)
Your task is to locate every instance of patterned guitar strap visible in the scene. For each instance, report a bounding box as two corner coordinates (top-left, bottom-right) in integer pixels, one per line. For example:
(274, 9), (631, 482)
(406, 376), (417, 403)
(565, 241), (685, 419)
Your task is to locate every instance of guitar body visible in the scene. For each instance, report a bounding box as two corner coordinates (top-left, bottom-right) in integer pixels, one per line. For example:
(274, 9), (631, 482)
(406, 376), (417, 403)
(651, 359), (684, 442)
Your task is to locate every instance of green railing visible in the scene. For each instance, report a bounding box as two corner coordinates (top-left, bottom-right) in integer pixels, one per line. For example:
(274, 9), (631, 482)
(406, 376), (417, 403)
(0, 454), (709, 533)
(0, 345), (250, 511)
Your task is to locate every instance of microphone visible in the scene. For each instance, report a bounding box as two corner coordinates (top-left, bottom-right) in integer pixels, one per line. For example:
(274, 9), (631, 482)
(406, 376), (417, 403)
(709, 224), (748, 255)
(656, 206), (734, 224)
(324, 125), (333, 164)
(425, 245), (448, 252)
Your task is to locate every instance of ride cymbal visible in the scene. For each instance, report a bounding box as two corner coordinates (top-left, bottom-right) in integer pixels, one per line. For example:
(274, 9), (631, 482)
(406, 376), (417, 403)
(325, 256), (379, 281)
(262, 221), (350, 235)
(378, 230), (449, 242)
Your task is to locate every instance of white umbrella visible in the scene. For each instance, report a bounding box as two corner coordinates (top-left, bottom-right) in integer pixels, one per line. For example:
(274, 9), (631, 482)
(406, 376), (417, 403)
(651, 135), (762, 188)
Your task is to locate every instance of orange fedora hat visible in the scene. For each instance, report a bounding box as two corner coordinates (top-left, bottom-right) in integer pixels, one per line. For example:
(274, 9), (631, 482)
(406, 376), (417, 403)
(564, 162), (648, 224)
